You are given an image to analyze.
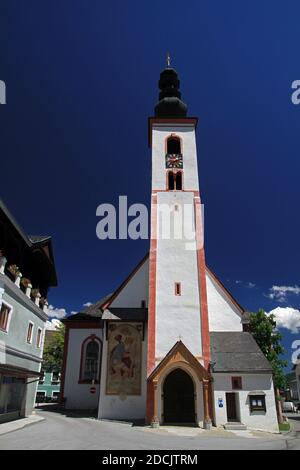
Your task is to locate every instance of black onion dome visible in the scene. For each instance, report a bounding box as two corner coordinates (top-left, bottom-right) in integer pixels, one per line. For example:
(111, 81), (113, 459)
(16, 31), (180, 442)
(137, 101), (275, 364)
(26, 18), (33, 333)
(154, 66), (188, 117)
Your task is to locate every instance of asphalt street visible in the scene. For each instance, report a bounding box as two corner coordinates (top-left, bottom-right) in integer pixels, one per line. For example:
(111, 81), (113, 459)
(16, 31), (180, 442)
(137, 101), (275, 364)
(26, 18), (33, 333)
(0, 409), (299, 450)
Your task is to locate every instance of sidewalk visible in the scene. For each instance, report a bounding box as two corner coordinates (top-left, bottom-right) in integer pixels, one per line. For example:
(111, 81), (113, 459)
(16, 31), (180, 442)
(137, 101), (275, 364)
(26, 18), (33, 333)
(144, 425), (282, 440)
(0, 415), (44, 436)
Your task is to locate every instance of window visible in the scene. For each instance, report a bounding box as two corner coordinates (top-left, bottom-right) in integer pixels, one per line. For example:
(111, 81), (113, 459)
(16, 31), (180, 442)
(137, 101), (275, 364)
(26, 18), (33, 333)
(175, 172), (182, 190)
(36, 391), (46, 403)
(83, 341), (99, 382)
(79, 336), (102, 383)
(0, 302), (11, 332)
(52, 391), (60, 401)
(175, 282), (181, 296)
(167, 136), (181, 154)
(168, 171), (175, 190)
(36, 328), (42, 348)
(39, 371), (45, 384)
(249, 395), (266, 412)
(51, 371), (60, 383)
(0, 377), (26, 413)
(167, 171), (183, 191)
(26, 322), (34, 343)
(232, 376), (242, 390)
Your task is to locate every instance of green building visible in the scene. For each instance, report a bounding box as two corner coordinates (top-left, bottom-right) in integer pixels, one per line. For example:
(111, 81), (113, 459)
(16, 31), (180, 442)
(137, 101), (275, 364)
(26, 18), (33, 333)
(36, 330), (61, 402)
(36, 370), (60, 402)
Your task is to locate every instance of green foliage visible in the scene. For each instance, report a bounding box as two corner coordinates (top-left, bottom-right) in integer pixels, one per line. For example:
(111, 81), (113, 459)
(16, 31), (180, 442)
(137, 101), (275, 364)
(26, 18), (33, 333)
(43, 323), (65, 371)
(249, 309), (287, 390)
(279, 422), (290, 432)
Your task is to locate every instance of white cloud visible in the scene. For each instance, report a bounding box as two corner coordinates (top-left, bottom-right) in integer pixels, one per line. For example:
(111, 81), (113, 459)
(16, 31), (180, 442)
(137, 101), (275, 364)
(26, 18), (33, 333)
(235, 280), (256, 288)
(267, 307), (300, 334)
(45, 319), (62, 331)
(46, 304), (67, 319)
(267, 285), (300, 303)
(247, 282), (256, 289)
(45, 301), (93, 321)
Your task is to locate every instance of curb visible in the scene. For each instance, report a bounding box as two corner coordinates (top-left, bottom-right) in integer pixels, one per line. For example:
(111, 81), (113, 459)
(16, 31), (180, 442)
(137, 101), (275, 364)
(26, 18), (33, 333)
(98, 418), (133, 426)
(0, 416), (45, 436)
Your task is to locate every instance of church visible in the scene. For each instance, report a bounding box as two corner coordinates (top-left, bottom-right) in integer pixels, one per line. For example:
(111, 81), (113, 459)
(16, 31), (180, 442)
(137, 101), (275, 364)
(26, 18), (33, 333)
(60, 61), (278, 432)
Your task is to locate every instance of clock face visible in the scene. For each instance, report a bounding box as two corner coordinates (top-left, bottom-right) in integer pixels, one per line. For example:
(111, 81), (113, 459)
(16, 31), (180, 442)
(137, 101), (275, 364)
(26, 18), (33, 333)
(166, 153), (183, 168)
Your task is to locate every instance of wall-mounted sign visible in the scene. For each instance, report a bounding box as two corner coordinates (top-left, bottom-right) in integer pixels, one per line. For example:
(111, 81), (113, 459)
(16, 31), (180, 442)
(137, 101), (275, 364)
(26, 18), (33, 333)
(218, 398), (223, 408)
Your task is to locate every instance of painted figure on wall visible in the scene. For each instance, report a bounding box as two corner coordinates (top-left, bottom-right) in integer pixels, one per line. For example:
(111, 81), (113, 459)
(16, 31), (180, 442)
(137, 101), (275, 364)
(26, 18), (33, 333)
(106, 323), (142, 395)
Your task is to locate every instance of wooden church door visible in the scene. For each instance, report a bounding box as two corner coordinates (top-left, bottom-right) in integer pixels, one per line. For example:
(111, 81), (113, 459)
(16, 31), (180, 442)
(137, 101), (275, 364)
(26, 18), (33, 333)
(163, 368), (196, 424)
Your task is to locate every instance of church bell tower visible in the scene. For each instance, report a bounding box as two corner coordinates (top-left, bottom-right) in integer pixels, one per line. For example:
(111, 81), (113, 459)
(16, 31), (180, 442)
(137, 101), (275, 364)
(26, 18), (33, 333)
(146, 58), (212, 426)
(147, 58), (211, 384)
(148, 57), (210, 374)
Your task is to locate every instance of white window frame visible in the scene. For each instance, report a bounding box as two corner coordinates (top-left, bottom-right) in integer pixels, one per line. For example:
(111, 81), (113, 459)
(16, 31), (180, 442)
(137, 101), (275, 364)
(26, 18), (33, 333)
(39, 371), (45, 384)
(0, 300), (13, 334)
(36, 327), (43, 348)
(51, 371), (60, 383)
(40, 328), (46, 349)
(26, 321), (34, 344)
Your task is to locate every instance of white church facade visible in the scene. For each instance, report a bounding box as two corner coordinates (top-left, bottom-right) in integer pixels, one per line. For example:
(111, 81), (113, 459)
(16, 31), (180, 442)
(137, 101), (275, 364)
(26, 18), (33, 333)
(61, 63), (278, 432)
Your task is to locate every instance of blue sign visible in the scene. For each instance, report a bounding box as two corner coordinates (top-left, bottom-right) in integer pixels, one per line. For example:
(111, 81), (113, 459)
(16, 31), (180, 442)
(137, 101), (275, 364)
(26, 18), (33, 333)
(218, 398), (223, 408)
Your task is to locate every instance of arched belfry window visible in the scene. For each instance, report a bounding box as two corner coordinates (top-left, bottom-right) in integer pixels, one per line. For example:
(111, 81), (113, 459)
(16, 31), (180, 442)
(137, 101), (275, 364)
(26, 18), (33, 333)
(168, 171), (175, 190)
(167, 136), (181, 155)
(167, 171), (183, 191)
(79, 335), (102, 383)
(175, 172), (182, 190)
(165, 135), (183, 171)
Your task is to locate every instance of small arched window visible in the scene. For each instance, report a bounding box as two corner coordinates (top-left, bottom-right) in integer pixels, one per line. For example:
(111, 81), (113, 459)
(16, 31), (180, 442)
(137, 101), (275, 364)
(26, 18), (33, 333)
(79, 336), (102, 383)
(167, 136), (181, 155)
(167, 171), (183, 191)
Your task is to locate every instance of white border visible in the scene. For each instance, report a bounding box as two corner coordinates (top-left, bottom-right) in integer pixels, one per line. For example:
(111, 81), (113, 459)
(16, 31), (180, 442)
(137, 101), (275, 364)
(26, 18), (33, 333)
(36, 327), (42, 348)
(26, 320), (34, 344)
(51, 371), (60, 383)
(0, 299), (13, 334)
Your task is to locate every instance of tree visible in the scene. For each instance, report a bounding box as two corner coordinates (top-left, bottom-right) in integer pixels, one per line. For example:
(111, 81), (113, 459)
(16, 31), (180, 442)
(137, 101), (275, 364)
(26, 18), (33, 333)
(250, 309), (287, 388)
(43, 323), (65, 371)
(249, 309), (287, 423)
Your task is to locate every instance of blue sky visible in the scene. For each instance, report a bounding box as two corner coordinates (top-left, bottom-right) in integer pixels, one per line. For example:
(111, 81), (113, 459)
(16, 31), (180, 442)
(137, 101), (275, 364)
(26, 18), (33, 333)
(0, 1), (299, 370)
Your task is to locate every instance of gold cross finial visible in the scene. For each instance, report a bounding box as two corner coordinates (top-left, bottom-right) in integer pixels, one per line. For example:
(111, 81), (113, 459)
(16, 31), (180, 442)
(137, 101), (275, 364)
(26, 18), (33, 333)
(166, 52), (171, 68)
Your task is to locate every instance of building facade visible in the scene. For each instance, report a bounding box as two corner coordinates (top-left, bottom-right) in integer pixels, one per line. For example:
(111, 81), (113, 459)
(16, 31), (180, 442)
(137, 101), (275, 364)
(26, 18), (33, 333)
(36, 371), (60, 403)
(295, 362), (300, 403)
(0, 200), (57, 423)
(285, 370), (299, 402)
(61, 64), (278, 432)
